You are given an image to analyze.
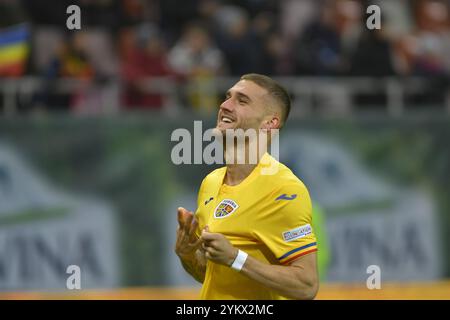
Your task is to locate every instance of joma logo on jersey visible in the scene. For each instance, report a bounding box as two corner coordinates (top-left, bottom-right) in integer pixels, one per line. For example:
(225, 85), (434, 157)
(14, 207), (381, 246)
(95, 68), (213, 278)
(214, 199), (239, 219)
(276, 194), (297, 201)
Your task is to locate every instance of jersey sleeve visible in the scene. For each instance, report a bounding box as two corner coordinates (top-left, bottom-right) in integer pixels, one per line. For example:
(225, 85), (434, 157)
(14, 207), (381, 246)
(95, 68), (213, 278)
(255, 183), (318, 265)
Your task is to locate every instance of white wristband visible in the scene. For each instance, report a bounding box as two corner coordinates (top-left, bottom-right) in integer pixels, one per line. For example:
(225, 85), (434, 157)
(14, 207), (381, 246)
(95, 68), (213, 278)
(231, 250), (248, 272)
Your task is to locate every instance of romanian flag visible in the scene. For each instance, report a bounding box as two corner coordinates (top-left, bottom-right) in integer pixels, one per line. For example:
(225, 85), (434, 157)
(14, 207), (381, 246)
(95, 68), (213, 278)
(0, 24), (30, 77)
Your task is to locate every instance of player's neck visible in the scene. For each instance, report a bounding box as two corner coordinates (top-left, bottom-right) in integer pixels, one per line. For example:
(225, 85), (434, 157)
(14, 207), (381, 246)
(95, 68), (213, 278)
(224, 163), (258, 186)
(223, 144), (266, 186)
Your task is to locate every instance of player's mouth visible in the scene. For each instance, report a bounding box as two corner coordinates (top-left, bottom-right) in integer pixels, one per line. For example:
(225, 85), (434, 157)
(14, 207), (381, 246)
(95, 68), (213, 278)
(218, 114), (236, 127)
(221, 116), (234, 123)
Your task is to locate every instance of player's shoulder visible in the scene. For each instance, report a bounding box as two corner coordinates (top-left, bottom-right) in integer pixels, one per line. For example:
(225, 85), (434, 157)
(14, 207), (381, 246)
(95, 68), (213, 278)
(264, 155), (309, 193)
(199, 166), (227, 189)
(204, 166), (227, 181)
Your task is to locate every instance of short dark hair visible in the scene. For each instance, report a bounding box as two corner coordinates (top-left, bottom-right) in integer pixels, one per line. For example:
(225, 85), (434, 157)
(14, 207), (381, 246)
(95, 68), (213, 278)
(240, 73), (291, 128)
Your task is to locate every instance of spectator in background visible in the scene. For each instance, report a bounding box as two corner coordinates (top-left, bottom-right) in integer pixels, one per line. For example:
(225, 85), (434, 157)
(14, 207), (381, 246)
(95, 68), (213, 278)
(250, 11), (284, 75)
(34, 32), (96, 113)
(121, 24), (175, 110)
(158, 0), (203, 45)
(58, 33), (95, 80)
(278, 0), (321, 74)
(349, 28), (395, 76)
(168, 23), (225, 114)
(118, 0), (159, 29)
(198, 0), (232, 42)
(294, 0), (343, 75)
(294, 0), (369, 76)
(372, 0), (414, 40)
(394, 0), (450, 77)
(280, 0), (320, 42)
(0, 0), (27, 28)
(334, 0), (364, 61)
(79, 0), (122, 31)
(349, 27), (396, 109)
(213, 5), (265, 75)
(226, 0), (278, 18)
(411, 0), (450, 77)
(399, 0), (450, 107)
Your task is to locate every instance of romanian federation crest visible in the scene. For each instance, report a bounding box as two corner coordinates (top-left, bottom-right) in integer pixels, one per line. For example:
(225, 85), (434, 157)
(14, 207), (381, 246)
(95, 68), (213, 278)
(214, 199), (239, 219)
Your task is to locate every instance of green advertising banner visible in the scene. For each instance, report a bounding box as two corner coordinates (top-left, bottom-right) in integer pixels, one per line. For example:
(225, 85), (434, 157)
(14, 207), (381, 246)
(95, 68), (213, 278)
(0, 115), (449, 290)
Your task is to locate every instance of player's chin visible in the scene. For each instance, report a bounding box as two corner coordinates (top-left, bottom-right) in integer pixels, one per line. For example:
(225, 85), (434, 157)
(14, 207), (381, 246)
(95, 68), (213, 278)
(215, 123), (236, 135)
(210, 128), (223, 141)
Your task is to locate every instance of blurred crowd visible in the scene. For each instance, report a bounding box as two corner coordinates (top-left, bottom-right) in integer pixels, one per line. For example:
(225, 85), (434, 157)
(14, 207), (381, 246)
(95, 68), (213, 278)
(0, 0), (449, 114)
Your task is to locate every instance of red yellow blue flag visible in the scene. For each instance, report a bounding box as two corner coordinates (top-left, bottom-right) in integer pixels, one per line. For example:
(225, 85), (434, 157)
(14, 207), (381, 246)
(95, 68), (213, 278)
(0, 24), (30, 77)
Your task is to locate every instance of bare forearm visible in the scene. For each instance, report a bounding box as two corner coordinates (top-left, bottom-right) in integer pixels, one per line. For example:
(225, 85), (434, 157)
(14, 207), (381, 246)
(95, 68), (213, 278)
(240, 255), (318, 300)
(179, 250), (207, 283)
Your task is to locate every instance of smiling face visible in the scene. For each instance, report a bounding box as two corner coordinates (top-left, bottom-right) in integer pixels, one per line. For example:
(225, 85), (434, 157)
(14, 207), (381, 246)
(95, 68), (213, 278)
(216, 79), (281, 133)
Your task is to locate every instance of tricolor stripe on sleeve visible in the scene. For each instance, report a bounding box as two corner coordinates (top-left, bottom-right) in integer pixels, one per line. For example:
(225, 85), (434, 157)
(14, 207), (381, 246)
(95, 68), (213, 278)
(278, 242), (317, 265)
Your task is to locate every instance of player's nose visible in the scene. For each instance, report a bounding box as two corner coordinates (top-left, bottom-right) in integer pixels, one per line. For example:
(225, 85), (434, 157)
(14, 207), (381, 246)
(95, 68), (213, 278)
(219, 97), (235, 113)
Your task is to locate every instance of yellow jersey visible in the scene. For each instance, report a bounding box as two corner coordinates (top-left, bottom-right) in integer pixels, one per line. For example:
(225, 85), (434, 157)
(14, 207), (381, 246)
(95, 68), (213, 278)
(194, 153), (317, 300)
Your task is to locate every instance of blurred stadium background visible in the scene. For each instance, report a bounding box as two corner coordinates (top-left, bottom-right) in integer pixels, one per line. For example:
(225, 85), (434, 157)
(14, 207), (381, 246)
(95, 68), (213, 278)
(0, 0), (449, 299)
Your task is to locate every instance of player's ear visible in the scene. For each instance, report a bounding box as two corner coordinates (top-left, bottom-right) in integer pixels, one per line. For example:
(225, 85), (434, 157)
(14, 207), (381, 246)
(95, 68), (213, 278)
(262, 116), (280, 130)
